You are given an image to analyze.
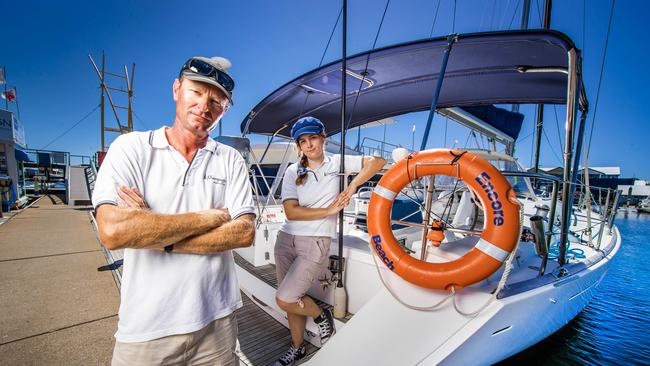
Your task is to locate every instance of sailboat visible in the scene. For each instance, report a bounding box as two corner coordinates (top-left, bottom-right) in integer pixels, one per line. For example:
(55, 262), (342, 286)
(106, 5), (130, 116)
(232, 23), (622, 365)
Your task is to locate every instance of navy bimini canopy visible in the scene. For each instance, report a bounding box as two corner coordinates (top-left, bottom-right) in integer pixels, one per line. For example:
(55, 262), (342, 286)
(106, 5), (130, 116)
(461, 105), (524, 141)
(241, 30), (583, 139)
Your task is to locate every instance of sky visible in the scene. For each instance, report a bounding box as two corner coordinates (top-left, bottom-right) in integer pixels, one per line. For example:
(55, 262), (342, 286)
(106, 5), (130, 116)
(2, 0), (649, 178)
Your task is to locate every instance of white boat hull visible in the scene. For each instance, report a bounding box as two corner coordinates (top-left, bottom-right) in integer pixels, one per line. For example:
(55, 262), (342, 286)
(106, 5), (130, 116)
(305, 227), (621, 365)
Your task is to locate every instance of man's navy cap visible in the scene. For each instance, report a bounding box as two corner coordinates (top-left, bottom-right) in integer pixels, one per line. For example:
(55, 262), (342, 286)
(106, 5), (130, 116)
(291, 116), (325, 140)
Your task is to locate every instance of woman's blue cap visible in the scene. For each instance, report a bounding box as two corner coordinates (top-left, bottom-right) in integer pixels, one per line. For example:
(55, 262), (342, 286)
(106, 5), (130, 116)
(291, 116), (325, 140)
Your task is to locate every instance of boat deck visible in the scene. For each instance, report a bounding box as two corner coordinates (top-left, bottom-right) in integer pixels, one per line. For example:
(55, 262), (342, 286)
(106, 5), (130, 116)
(0, 194), (312, 365)
(233, 252), (353, 324)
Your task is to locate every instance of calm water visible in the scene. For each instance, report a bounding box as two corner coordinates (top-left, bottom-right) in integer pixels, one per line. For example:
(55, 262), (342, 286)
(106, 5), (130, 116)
(499, 212), (650, 366)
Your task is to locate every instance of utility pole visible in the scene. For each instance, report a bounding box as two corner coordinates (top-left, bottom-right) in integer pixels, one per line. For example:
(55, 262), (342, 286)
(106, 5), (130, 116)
(88, 51), (136, 155)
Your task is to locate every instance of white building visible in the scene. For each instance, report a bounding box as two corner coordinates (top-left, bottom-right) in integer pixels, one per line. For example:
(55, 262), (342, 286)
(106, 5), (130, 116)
(0, 108), (26, 208)
(618, 180), (650, 197)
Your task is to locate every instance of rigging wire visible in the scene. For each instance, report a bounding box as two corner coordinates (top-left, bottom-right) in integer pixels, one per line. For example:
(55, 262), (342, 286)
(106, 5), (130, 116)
(508, 0), (523, 29)
(475, 132), (482, 149)
(296, 7), (343, 119)
(535, 0), (543, 26)
(586, 0), (616, 158)
(582, 0), (587, 56)
(133, 110), (152, 131)
(441, 178), (460, 224)
(489, 0), (497, 30)
(41, 104), (100, 149)
(463, 130), (472, 148)
(344, 0), (391, 132)
(443, 117), (449, 146)
(478, 0), (491, 31)
(428, 0), (442, 37)
(552, 105), (564, 155)
(542, 129), (563, 165)
(501, 0), (513, 29)
(529, 119), (536, 167)
(517, 129), (537, 142)
(318, 7), (344, 68)
(452, 0), (457, 32)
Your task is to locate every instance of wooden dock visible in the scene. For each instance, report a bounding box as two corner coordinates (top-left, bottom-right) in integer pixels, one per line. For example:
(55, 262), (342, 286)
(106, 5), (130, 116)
(0, 195), (119, 365)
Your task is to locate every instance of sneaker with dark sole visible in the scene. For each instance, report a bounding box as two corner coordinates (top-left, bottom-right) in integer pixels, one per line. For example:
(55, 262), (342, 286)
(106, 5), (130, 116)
(314, 308), (336, 344)
(273, 344), (306, 366)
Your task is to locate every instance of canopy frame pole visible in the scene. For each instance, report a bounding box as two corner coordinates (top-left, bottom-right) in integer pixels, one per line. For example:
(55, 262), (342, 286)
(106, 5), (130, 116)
(558, 48), (581, 266)
(532, 104), (544, 176)
(569, 107), (588, 199)
(419, 34), (458, 151)
(258, 125), (288, 165)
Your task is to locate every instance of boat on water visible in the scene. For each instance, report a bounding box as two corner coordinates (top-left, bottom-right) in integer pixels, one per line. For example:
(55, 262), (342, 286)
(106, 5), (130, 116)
(639, 197), (650, 213)
(232, 29), (622, 365)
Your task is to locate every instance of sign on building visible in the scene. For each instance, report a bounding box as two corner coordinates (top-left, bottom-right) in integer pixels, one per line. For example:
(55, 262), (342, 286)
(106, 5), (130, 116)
(0, 109), (12, 142)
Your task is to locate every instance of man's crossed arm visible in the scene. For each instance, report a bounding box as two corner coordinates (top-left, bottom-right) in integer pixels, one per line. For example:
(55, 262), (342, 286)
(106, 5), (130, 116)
(95, 186), (255, 254)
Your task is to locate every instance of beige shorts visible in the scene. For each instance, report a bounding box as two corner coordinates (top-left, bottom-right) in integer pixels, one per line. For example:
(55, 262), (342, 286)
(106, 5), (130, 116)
(274, 230), (331, 303)
(112, 312), (238, 366)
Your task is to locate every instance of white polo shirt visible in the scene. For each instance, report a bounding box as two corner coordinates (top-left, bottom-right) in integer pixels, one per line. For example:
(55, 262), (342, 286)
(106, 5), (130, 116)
(281, 154), (363, 238)
(92, 126), (255, 343)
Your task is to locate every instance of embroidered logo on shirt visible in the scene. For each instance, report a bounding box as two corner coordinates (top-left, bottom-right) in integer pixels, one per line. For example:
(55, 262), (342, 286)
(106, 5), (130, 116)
(205, 175), (227, 185)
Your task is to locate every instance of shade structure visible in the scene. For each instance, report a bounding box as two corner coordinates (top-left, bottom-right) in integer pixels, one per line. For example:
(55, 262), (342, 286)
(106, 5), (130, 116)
(14, 148), (31, 162)
(241, 30), (580, 139)
(461, 105), (525, 141)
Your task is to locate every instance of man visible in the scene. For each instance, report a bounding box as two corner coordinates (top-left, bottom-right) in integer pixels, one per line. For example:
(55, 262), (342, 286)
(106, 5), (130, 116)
(93, 56), (256, 365)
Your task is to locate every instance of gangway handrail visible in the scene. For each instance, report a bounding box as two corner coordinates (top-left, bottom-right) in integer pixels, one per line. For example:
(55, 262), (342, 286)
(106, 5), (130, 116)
(69, 154), (94, 166)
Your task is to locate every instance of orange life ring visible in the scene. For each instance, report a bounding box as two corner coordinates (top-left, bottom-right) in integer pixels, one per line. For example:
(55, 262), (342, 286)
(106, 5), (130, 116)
(367, 149), (521, 290)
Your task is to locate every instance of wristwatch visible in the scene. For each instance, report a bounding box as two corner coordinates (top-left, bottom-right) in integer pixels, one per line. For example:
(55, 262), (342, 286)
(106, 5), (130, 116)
(164, 244), (174, 253)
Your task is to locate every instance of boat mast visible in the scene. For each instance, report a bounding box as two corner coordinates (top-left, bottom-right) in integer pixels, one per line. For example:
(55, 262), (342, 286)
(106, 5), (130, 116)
(506, 0), (532, 155)
(533, 0), (553, 174)
(335, 0), (347, 316)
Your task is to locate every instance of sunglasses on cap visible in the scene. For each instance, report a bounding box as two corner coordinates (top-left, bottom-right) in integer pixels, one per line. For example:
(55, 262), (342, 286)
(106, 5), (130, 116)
(180, 58), (235, 93)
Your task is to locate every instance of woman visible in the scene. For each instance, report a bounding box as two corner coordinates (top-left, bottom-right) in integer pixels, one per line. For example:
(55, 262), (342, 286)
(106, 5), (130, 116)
(273, 116), (386, 366)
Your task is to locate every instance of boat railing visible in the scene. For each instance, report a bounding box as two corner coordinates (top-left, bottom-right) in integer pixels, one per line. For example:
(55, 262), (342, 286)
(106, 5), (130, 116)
(502, 171), (559, 273)
(572, 182), (621, 244)
(502, 170), (620, 271)
(560, 179), (620, 232)
(359, 137), (406, 162)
